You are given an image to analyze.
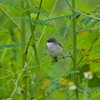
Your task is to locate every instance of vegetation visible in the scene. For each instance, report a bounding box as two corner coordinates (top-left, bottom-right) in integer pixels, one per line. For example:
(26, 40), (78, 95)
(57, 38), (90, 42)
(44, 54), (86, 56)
(0, 0), (100, 100)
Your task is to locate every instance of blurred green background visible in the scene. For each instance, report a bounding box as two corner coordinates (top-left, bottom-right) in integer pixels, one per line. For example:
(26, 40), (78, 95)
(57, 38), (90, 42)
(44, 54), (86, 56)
(0, 0), (100, 100)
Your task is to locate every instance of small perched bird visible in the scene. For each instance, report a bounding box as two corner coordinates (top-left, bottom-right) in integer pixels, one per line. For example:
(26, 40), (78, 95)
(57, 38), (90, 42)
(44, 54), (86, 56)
(46, 37), (63, 62)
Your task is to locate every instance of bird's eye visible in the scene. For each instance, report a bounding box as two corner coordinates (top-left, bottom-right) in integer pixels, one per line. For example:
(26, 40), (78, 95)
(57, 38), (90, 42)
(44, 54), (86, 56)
(47, 38), (56, 42)
(47, 40), (52, 42)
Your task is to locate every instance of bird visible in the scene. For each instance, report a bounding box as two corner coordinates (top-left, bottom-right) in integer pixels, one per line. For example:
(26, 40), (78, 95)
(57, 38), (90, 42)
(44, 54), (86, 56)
(46, 37), (64, 62)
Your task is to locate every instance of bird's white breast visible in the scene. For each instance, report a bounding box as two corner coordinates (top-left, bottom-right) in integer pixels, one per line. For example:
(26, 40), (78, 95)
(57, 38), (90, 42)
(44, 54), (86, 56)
(47, 42), (54, 48)
(46, 42), (62, 57)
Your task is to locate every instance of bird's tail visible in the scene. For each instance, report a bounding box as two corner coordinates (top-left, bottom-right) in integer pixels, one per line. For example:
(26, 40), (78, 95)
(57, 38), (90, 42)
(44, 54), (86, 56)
(54, 57), (58, 62)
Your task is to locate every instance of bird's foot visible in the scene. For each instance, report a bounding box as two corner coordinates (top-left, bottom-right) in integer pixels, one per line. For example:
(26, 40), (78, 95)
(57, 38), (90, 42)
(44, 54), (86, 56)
(52, 60), (55, 63)
(61, 55), (65, 59)
(52, 58), (58, 63)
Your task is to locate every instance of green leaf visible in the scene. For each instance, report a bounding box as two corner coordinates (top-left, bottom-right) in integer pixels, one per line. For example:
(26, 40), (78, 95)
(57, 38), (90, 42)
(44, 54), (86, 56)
(79, 64), (90, 81)
(20, 17), (52, 26)
(59, 22), (67, 36)
(0, 43), (27, 50)
(0, 0), (22, 10)
(89, 74), (100, 87)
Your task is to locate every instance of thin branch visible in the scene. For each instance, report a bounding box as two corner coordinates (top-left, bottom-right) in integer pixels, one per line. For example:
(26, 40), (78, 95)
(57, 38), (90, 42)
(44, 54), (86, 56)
(77, 11), (100, 21)
(24, 0), (43, 55)
(68, 94), (74, 100)
(0, 55), (71, 80)
(65, 0), (73, 11)
(88, 34), (99, 51)
(77, 33), (99, 66)
(10, 62), (28, 98)
(78, 28), (93, 33)
(72, 0), (79, 100)
(36, 0), (58, 47)
(0, 5), (21, 31)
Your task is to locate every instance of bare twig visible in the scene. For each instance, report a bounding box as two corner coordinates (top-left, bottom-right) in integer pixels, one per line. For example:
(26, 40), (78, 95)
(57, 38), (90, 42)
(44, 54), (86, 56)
(0, 55), (71, 80)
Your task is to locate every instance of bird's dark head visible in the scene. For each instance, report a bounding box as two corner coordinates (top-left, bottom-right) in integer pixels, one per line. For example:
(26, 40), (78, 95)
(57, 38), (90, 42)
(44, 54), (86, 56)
(47, 38), (57, 43)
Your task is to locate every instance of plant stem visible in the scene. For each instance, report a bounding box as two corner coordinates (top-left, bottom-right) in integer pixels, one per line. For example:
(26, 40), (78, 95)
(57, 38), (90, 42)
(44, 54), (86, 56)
(20, 0), (27, 99)
(65, 0), (73, 11)
(36, 0), (58, 48)
(25, 0), (43, 69)
(72, 0), (79, 100)
(26, 0), (46, 99)
(10, 63), (27, 98)
(72, 0), (76, 70)
(83, 80), (88, 100)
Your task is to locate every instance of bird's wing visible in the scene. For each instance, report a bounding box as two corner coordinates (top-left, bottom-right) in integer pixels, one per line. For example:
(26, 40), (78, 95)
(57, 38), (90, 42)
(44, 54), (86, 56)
(57, 42), (62, 47)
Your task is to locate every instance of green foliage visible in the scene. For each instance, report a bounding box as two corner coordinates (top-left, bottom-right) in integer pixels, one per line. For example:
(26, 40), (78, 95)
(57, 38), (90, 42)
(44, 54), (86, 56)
(0, 0), (100, 100)
(0, 43), (27, 50)
(0, 0), (21, 10)
(89, 87), (100, 94)
(20, 17), (52, 26)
